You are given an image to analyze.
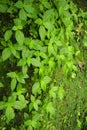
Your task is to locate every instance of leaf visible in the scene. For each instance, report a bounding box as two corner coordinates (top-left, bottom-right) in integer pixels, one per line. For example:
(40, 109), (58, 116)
(32, 82), (40, 94)
(41, 80), (46, 91)
(11, 45), (20, 58)
(14, 95), (28, 110)
(4, 30), (12, 41)
(39, 25), (46, 41)
(0, 4), (8, 13)
(7, 72), (17, 78)
(42, 1), (51, 9)
(49, 86), (58, 98)
(13, 101), (24, 110)
(16, 84), (22, 95)
(24, 4), (35, 17)
(77, 119), (82, 128)
(17, 74), (25, 84)
(48, 43), (56, 56)
(35, 18), (42, 25)
(5, 107), (15, 122)
(13, 50), (20, 58)
(33, 99), (41, 111)
(31, 58), (41, 67)
(46, 102), (55, 114)
(24, 112), (29, 120)
(14, 18), (23, 26)
(19, 8), (27, 20)
(0, 101), (6, 110)
(43, 76), (51, 84)
(11, 128), (16, 130)
(22, 65), (28, 75)
(15, 30), (24, 45)
(2, 48), (11, 61)
(25, 119), (32, 126)
(18, 94), (25, 101)
(17, 58), (26, 66)
(16, 83), (26, 95)
(43, 9), (54, 20)
(28, 126), (33, 130)
(0, 82), (3, 88)
(39, 52), (47, 59)
(44, 21), (53, 30)
(58, 87), (65, 100)
(8, 93), (16, 104)
(15, 1), (23, 8)
(11, 78), (17, 91)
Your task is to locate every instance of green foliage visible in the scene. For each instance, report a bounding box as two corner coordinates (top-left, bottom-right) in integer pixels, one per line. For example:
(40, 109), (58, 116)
(0, 0), (87, 129)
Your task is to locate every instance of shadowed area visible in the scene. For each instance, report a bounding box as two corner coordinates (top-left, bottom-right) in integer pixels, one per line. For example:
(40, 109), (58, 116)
(73, 0), (87, 10)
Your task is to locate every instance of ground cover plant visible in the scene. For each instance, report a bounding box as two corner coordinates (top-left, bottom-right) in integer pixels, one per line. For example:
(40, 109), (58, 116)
(0, 0), (87, 130)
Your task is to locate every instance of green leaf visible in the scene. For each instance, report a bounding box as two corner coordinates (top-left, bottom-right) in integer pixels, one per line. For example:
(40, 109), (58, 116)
(19, 8), (27, 20)
(25, 120), (32, 127)
(15, 1), (23, 8)
(17, 58), (26, 66)
(41, 76), (51, 91)
(11, 78), (17, 91)
(35, 18), (42, 25)
(11, 128), (16, 130)
(24, 4), (32, 12)
(43, 76), (51, 84)
(32, 82), (41, 94)
(5, 107), (15, 122)
(12, 26), (18, 31)
(39, 25), (46, 41)
(49, 86), (58, 98)
(2, 48), (11, 61)
(39, 52), (47, 59)
(43, 9), (54, 20)
(44, 21), (53, 30)
(41, 80), (46, 91)
(15, 30), (24, 45)
(13, 101), (23, 110)
(10, 45), (20, 58)
(17, 74), (25, 84)
(46, 102), (55, 114)
(0, 4), (8, 13)
(31, 95), (35, 102)
(4, 30), (12, 41)
(14, 95), (28, 110)
(12, 49), (20, 59)
(77, 119), (82, 128)
(0, 101), (6, 110)
(0, 82), (3, 88)
(8, 93), (16, 104)
(16, 83), (26, 95)
(58, 86), (65, 100)
(7, 72), (17, 78)
(14, 18), (23, 26)
(33, 99), (41, 111)
(31, 58), (41, 67)
(28, 126), (33, 130)
(18, 94), (23, 100)
(48, 43), (56, 56)
(22, 65), (28, 75)
(24, 4), (35, 17)
(41, 1), (51, 9)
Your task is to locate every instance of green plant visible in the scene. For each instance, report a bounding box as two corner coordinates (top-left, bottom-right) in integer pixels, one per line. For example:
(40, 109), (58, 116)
(0, 0), (87, 130)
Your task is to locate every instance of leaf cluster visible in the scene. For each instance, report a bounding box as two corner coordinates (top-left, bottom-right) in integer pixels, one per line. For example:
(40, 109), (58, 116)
(0, 0), (87, 130)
